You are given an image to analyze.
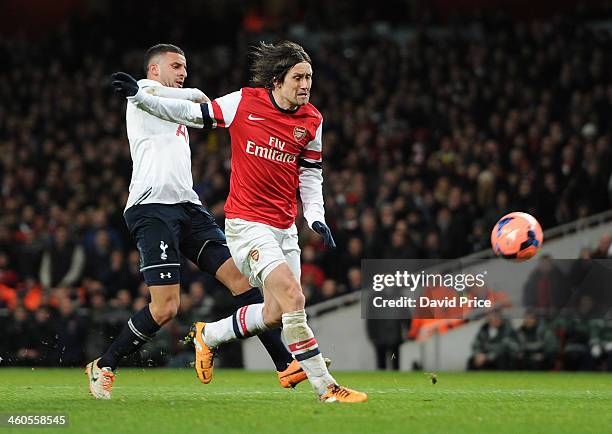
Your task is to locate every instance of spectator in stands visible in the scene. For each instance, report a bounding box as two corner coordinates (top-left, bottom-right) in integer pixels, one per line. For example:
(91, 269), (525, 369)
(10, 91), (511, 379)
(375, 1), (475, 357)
(523, 255), (571, 315)
(85, 291), (112, 362)
(358, 210), (381, 258)
(124, 249), (145, 296)
(39, 226), (85, 289)
(346, 267), (362, 293)
(101, 250), (131, 298)
(84, 229), (114, 285)
(310, 279), (341, 305)
(188, 280), (215, 319)
(52, 296), (87, 366)
(468, 312), (519, 370)
(5, 306), (39, 365)
(516, 312), (558, 370)
(589, 317), (612, 371)
(567, 250), (612, 317)
(366, 318), (406, 371)
(337, 237), (366, 280)
(560, 314), (593, 371)
(30, 306), (56, 365)
(591, 234), (611, 259)
(301, 245), (325, 297)
(83, 210), (122, 253)
(13, 231), (44, 282)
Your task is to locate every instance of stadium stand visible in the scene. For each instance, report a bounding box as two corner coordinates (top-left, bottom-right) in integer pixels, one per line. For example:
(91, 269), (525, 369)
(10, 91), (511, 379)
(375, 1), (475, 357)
(1, 2), (611, 368)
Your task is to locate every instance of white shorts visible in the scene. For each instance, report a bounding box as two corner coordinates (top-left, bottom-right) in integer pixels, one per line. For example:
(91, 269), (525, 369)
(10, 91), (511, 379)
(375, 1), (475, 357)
(225, 218), (301, 288)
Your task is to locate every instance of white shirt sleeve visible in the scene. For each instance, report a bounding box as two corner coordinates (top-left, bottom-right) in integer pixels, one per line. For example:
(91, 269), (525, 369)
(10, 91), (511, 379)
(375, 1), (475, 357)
(299, 121), (326, 228)
(128, 87), (206, 128)
(144, 86), (209, 102)
(137, 78), (209, 102)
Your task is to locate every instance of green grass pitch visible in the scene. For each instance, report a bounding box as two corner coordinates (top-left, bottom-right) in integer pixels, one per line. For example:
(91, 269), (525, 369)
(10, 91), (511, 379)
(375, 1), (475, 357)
(0, 369), (611, 433)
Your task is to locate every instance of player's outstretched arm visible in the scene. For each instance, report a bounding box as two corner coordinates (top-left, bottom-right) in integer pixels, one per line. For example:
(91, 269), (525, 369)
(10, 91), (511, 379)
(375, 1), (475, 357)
(144, 85), (211, 103)
(111, 72), (207, 128)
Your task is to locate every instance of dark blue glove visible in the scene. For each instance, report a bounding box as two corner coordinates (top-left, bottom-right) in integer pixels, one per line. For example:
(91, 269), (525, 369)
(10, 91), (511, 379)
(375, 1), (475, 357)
(312, 221), (336, 249)
(111, 72), (139, 97)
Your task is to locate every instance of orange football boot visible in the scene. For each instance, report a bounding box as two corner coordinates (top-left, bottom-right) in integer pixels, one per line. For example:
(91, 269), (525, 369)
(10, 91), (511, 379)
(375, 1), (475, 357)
(319, 384), (368, 403)
(188, 322), (215, 384)
(277, 358), (332, 388)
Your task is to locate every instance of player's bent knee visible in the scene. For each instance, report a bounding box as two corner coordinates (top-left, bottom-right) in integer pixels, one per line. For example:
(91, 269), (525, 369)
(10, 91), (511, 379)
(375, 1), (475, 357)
(149, 285), (181, 324)
(149, 300), (179, 324)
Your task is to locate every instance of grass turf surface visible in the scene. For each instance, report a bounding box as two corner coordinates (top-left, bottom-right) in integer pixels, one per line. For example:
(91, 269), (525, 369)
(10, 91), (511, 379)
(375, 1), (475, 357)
(0, 369), (611, 434)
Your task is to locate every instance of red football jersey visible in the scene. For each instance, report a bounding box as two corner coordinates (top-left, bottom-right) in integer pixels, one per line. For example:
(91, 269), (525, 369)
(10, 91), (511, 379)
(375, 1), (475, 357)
(204, 87), (323, 229)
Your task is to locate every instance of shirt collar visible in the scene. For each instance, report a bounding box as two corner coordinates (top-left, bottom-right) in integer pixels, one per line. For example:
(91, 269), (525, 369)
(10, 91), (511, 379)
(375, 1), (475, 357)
(268, 89), (300, 114)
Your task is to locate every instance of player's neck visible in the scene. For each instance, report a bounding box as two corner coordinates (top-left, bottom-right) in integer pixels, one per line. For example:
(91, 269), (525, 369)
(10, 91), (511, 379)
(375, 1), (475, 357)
(271, 89), (298, 112)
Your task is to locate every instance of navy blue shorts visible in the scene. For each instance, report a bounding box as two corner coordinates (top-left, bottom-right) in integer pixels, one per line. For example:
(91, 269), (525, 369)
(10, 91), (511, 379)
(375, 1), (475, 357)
(124, 202), (231, 286)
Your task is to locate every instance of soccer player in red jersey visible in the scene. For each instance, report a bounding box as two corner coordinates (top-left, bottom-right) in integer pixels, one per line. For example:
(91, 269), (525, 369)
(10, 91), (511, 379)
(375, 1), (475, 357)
(91, 44), (310, 400)
(111, 41), (367, 402)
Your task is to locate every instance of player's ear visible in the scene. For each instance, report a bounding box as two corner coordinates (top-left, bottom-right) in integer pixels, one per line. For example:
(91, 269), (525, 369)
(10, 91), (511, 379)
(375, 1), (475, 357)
(148, 62), (159, 77)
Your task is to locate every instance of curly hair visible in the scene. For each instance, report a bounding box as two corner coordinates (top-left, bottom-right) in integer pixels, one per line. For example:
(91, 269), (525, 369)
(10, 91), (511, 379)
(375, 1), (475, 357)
(250, 41), (311, 89)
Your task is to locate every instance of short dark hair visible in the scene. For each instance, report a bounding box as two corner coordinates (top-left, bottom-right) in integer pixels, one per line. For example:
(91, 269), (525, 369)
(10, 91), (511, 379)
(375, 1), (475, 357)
(250, 41), (311, 90)
(144, 44), (185, 75)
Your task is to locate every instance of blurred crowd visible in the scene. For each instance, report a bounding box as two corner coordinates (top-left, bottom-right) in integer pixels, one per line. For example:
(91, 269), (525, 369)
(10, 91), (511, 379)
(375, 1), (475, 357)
(468, 309), (612, 372)
(1, 4), (612, 367)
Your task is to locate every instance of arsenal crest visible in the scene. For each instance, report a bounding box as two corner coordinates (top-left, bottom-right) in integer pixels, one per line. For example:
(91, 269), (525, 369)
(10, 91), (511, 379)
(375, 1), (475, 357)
(293, 126), (307, 142)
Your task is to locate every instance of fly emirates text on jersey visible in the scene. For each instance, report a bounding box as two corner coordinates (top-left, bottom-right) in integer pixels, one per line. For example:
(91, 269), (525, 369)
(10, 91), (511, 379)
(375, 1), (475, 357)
(245, 136), (297, 164)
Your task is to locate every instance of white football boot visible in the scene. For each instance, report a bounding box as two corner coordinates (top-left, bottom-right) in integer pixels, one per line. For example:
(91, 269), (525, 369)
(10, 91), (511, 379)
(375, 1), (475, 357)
(85, 358), (115, 399)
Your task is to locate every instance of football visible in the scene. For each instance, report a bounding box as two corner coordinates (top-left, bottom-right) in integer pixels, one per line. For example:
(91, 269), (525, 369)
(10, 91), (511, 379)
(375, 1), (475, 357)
(491, 212), (543, 261)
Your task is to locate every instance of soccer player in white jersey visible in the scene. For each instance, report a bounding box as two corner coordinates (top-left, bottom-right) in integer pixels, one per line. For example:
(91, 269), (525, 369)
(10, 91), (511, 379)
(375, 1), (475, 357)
(86, 44), (315, 399)
(111, 41), (367, 403)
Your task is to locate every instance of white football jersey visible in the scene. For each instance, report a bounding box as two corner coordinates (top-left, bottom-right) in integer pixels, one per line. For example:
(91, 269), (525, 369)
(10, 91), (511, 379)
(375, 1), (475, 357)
(124, 79), (201, 210)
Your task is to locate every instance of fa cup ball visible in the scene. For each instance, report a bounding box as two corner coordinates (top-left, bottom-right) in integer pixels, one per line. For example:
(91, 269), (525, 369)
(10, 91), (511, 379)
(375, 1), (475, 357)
(491, 212), (543, 261)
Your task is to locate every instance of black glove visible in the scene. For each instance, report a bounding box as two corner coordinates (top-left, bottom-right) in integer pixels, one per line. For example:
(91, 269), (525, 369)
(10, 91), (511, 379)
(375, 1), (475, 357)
(111, 72), (139, 97)
(312, 221), (336, 249)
